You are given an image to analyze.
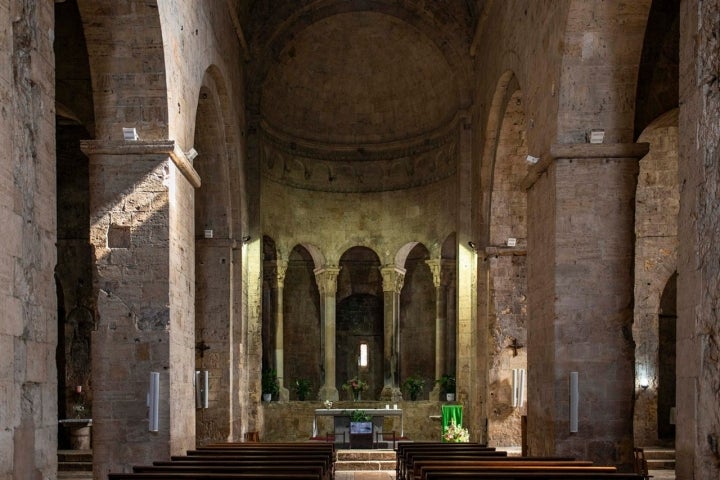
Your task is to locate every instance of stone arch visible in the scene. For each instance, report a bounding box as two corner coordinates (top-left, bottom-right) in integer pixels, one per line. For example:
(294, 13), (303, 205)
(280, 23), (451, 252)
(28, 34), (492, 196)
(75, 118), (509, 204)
(337, 246), (384, 398)
(399, 242), (435, 400)
(485, 85), (529, 448)
(283, 244), (322, 400)
(193, 68), (235, 445)
(55, 0), (96, 451)
(632, 108), (679, 447)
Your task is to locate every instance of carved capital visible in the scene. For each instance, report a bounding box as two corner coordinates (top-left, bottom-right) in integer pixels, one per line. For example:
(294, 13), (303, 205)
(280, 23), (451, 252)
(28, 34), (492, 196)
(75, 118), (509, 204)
(380, 266), (406, 293)
(314, 266), (341, 296)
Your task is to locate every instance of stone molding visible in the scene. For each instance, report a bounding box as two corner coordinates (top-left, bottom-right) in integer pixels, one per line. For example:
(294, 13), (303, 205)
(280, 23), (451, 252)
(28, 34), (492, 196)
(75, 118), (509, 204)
(80, 139), (202, 188)
(521, 142), (650, 190)
(259, 118), (459, 192)
(314, 266), (341, 295)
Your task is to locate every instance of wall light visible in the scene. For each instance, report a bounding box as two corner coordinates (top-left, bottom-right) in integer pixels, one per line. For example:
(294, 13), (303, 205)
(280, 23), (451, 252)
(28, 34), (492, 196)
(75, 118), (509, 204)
(241, 235), (251, 244)
(588, 129), (605, 144)
(186, 148), (198, 161)
(569, 371), (579, 433)
(467, 241), (477, 251)
(148, 372), (160, 432)
(123, 127), (139, 141)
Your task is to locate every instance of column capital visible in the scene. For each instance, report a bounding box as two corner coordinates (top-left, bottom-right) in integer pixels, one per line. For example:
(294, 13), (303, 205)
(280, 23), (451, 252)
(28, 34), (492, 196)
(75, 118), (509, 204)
(380, 265), (406, 293)
(425, 259), (455, 288)
(275, 260), (288, 288)
(314, 266), (341, 295)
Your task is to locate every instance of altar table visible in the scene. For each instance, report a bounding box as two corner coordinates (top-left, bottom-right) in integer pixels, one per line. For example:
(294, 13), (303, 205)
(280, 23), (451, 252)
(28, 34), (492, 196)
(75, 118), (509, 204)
(312, 408), (404, 438)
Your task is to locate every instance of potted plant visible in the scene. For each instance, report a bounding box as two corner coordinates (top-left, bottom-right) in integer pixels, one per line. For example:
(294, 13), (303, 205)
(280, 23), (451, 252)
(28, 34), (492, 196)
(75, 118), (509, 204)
(436, 374), (456, 401)
(294, 377), (312, 401)
(261, 369), (279, 402)
(348, 410), (373, 448)
(402, 374), (426, 401)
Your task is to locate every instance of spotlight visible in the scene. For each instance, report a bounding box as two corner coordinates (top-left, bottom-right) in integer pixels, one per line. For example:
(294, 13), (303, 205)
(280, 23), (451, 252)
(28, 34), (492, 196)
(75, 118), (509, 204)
(122, 127), (139, 141)
(467, 241), (477, 251)
(242, 235), (251, 244)
(186, 148), (198, 161)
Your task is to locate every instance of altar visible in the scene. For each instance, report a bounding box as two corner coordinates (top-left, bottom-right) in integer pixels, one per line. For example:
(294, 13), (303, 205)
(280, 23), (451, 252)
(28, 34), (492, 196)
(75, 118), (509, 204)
(312, 407), (404, 441)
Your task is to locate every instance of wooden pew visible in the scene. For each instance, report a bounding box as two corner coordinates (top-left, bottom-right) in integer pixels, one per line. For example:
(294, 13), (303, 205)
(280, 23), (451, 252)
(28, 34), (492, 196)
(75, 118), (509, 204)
(399, 446), (507, 480)
(108, 473), (322, 480)
(417, 464), (616, 480)
(411, 458), (591, 480)
(133, 463), (327, 480)
(396, 443), (499, 479)
(422, 472), (644, 480)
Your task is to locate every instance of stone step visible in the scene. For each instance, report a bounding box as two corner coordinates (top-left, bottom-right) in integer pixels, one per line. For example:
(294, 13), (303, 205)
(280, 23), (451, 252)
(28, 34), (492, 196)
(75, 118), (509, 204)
(58, 461), (93, 472)
(647, 459), (676, 470)
(58, 449), (93, 463)
(337, 449), (397, 461)
(58, 472), (93, 480)
(642, 448), (676, 460)
(336, 460), (397, 471)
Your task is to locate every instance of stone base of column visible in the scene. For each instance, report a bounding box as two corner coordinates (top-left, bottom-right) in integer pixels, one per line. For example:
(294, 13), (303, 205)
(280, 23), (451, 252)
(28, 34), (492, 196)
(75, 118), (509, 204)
(318, 386), (339, 401)
(429, 385), (442, 401)
(380, 386), (403, 402)
(278, 386), (290, 402)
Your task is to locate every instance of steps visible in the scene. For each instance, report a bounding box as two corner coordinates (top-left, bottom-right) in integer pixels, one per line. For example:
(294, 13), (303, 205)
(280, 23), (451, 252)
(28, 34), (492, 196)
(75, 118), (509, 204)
(643, 447), (676, 470)
(58, 449), (93, 479)
(336, 449), (396, 472)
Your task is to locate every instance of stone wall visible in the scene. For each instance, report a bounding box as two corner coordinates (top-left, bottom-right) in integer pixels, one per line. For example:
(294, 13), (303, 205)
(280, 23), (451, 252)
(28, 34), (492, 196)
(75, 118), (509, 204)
(0, 2), (58, 479)
(677, 1), (720, 478)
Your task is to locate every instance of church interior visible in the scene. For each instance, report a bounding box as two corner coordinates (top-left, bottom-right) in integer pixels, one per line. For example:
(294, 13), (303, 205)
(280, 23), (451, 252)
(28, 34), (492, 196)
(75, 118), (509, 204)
(2, 0), (720, 479)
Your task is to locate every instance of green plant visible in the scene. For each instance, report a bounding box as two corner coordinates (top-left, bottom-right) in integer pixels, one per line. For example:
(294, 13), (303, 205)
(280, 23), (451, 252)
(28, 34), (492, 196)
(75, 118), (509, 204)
(348, 409), (371, 422)
(435, 374), (456, 394)
(402, 374), (426, 400)
(294, 378), (312, 401)
(261, 369), (279, 397)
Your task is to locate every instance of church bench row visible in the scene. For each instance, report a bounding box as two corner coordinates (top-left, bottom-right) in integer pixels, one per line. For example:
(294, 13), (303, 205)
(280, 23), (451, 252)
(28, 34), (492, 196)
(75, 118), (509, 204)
(415, 465), (619, 480)
(422, 473), (644, 480)
(411, 460), (598, 480)
(396, 444), (503, 480)
(107, 442), (334, 480)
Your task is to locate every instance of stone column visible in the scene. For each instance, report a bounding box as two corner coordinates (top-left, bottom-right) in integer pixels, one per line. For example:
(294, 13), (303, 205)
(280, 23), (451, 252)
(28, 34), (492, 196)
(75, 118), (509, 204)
(426, 259), (452, 401)
(274, 260), (289, 401)
(315, 266), (341, 401)
(379, 266), (405, 401)
(82, 140), (200, 474)
(525, 143), (647, 469)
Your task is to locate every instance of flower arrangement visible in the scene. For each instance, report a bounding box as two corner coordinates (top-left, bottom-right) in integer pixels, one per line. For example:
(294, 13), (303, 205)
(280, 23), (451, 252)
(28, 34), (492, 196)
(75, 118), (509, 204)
(442, 418), (469, 443)
(342, 377), (369, 398)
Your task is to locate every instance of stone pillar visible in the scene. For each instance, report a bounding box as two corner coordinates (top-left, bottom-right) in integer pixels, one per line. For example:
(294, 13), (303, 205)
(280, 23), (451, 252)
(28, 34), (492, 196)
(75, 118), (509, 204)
(274, 260), (289, 401)
(82, 140), (200, 474)
(426, 259), (448, 401)
(315, 266), (340, 401)
(526, 143), (646, 469)
(379, 266), (405, 401)
(677, 2), (720, 478)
